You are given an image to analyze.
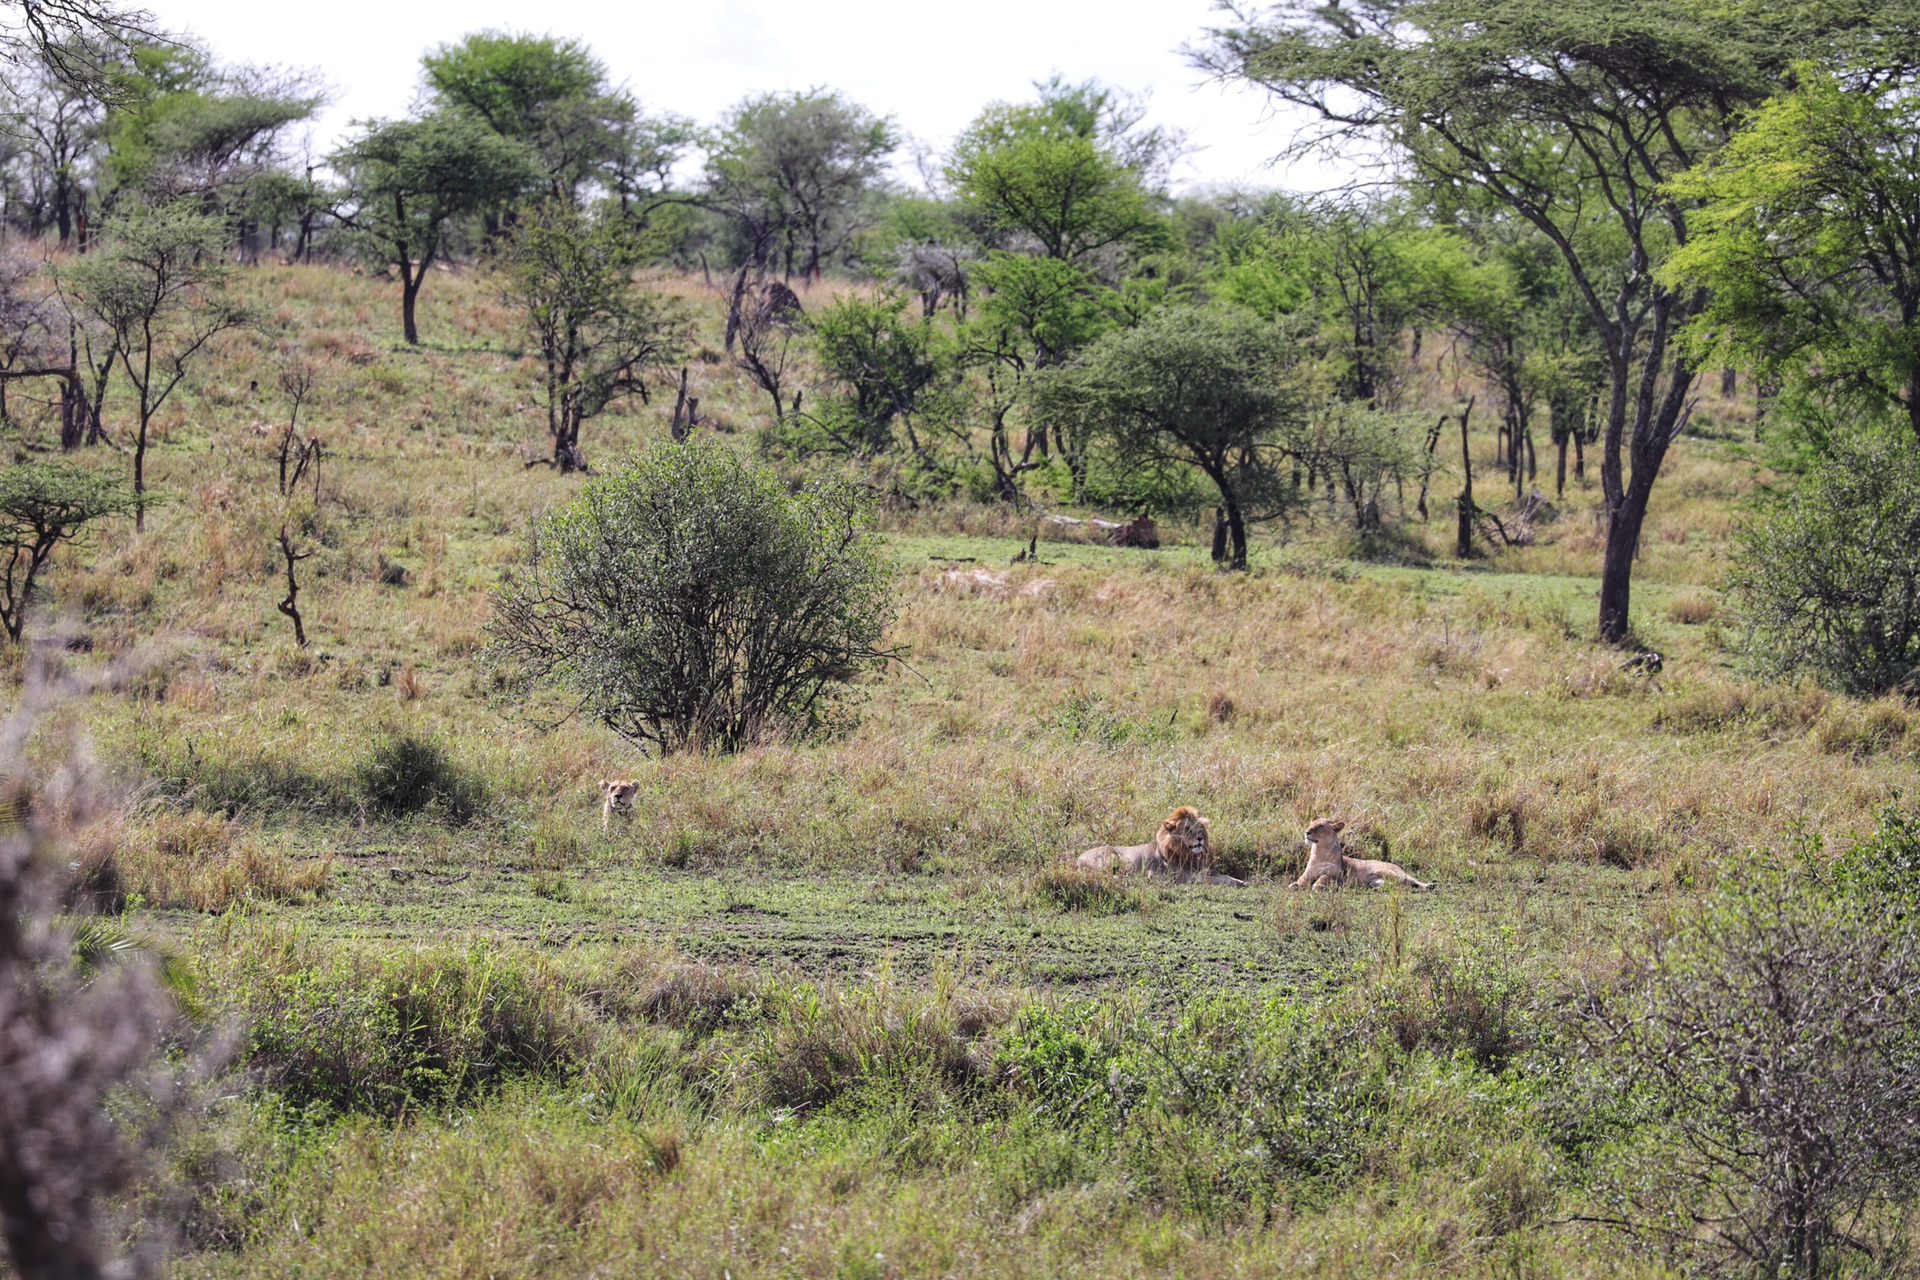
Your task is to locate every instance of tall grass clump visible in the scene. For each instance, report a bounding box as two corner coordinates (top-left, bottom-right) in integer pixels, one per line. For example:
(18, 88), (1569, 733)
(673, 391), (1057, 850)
(355, 731), (485, 822)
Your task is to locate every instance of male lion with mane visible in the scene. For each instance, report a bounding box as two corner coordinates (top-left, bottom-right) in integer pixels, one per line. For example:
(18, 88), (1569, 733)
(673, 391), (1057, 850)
(1292, 817), (1432, 890)
(1078, 806), (1247, 885)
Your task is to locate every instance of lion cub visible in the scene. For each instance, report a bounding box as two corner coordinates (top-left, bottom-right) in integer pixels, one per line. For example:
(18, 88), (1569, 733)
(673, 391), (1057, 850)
(599, 779), (639, 831)
(1292, 818), (1433, 890)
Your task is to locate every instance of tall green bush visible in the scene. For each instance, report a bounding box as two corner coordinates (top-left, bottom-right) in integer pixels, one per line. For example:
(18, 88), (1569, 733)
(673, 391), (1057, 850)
(487, 438), (898, 754)
(1728, 435), (1920, 695)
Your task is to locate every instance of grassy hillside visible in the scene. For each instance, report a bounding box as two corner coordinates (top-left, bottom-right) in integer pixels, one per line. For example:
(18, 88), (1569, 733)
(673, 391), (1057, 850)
(13, 264), (1918, 1278)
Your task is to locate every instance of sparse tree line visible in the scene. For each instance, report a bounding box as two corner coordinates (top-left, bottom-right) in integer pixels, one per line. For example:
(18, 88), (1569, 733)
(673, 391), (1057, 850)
(0, 2), (1918, 695)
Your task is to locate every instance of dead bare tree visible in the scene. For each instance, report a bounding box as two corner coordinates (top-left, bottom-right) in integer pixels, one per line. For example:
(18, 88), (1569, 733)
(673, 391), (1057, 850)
(273, 356), (322, 499)
(275, 526), (311, 647)
(667, 367), (704, 441)
(731, 277), (803, 423)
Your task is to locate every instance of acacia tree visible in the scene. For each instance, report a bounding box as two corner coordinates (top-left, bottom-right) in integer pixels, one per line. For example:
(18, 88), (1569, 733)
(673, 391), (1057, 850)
(58, 203), (244, 529)
(0, 459), (135, 641)
(946, 77), (1171, 265)
(1033, 308), (1303, 568)
(421, 30), (692, 210)
(704, 91), (894, 355)
(330, 112), (538, 344)
(492, 200), (686, 472)
(1196, 0), (1862, 641)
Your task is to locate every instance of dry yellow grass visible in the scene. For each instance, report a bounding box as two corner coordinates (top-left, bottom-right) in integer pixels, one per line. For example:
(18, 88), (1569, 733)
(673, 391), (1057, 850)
(110, 809), (331, 911)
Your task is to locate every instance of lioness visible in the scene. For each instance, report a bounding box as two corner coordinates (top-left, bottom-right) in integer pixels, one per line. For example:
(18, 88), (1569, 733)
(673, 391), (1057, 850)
(600, 778), (639, 830)
(1291, 818), (1433, 890)
(1078, 806), (1246, 886)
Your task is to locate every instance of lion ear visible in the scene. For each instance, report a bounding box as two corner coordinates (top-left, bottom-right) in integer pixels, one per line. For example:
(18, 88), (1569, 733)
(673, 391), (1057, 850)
(1332, 820), (1346, 833)
(599, 779), (612, 794)
(1199, 816), (1210, 829)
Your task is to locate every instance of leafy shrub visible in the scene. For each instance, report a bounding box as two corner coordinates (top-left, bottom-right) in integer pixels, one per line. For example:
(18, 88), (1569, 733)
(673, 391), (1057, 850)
(1729, 434), (1920, 695)
(487, 438), (898, 755)
(1591, 823), (1920, 1276)
(1373, 943), (1536, 1071)
(721, 980), (1007, 1115)
(239, 944), (596, 1117)
(355, 732), (484, 822)
(1106, 997), (1389, 1214)
(995, 1005), (1116, 1124)
(1050, 689), (1174, 748)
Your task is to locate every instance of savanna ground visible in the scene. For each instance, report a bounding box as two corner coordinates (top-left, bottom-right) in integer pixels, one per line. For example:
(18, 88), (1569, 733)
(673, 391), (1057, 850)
(13, 264), (1920, 1278)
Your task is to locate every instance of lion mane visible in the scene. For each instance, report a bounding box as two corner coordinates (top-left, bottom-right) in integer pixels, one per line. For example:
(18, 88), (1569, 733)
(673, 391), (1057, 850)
(1156, 806), (1213, 874)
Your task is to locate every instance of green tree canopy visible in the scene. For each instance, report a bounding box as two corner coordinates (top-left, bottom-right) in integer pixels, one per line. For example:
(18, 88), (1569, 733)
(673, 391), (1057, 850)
(103, 43), (319, 208)
(1664, 70), (1920, 447)
(946, 78), (1170, 264)
(1034, 308), (1303, 568)
(1195, 0), (1898, 639)
(330, 112), (540, 344)
(704, 90), (897, 282)
(421, 30), (683, 207)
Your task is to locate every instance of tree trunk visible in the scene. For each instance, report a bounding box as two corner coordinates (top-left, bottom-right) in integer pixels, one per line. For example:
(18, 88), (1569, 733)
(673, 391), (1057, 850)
(1720, 366), (1736, 397)
(1455, 397), (1476, 559)
(724, 265), (753, 354)
(401, 274), (423, 346)
(1571, 429), (1585, 484)
(1225, 500), (1247, 570)
(1210, 508), (1228, 563)
(1555, 433), (1567, 498)
(1597, 466), (1658, 643)
(133, 415), (149, 532)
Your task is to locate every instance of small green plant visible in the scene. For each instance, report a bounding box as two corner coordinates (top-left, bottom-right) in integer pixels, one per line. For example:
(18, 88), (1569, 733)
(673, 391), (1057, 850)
(355, 732), (484, 822)
(995, 1006), (1115, 1124)
(1050, 689), (1174, 748)
(1021, 864), (1144, 915)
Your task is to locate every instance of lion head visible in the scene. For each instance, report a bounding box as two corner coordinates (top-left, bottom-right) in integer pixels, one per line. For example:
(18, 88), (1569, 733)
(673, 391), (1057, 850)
(1156, 806), (1213, 873)
(600, 778), (640, 826)
(1304, 816), (1345, 847)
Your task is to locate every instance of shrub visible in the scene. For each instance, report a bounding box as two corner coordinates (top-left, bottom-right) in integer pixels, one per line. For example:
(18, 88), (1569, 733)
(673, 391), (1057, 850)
(237, 944), (596, 1117)
(1106, 997), (1389, 1214)
(355, 732), (484, 822)
(1591, 823), (1920, 1276)
(995, 1005), (1116, 1124)
(487, 438), (899, 754)
(1728, 435), (1920, 695)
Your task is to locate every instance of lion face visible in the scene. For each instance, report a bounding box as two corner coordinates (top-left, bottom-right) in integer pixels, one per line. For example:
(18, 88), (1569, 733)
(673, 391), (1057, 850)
(1304, 817), (1345, 845)
(600, 778), (639, 817)
(1157, 806), (1213, 872)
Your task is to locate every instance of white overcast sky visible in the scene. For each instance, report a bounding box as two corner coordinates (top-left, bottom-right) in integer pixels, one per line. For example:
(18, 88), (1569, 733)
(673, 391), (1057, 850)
(145, 0), (1355, 194)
